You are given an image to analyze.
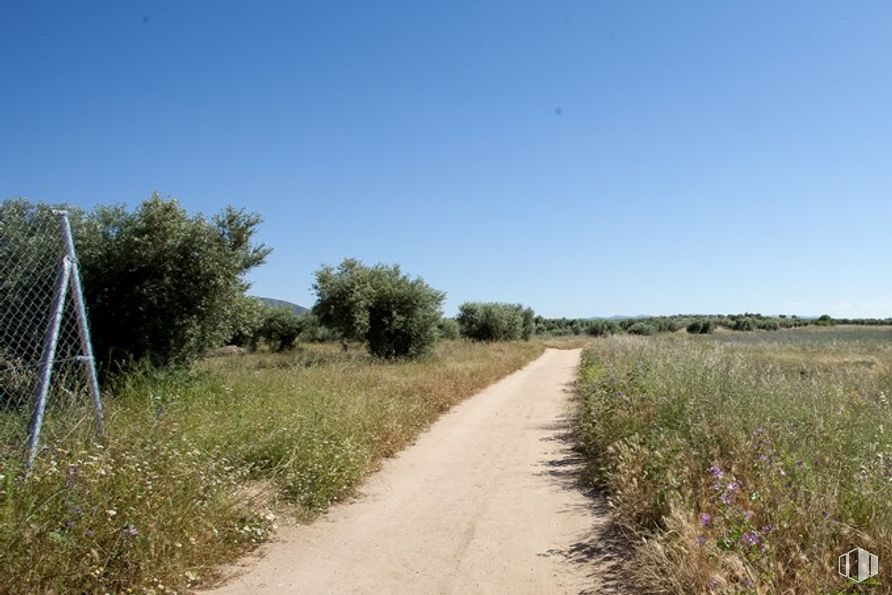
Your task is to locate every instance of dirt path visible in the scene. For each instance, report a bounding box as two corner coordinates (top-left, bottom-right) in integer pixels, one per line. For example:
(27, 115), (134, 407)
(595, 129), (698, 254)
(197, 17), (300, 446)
(206, 348), (620, 595)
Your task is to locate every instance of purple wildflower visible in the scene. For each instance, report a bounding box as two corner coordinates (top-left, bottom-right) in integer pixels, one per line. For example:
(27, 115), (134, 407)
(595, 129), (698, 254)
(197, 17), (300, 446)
(708, 465), (724, 478)
(700, 513), (712, 526)
(760, 523), (773, 534)
(742, 577), (754, 587)
(741, 531), (760, 547)
(124, 525), (138, 537)
(744, 510), (754, 521)
(719, 491), (733, 505)
(695, 536), (707, 546)
(726, 480), (741, 493)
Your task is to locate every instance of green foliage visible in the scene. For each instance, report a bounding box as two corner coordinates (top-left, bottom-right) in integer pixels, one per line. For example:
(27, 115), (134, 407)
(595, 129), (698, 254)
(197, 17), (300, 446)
(254, 306), (303, 351)
(521, 307), (536, 340)
(686, 319), (714, 334)
(816, 314), (835, 326)
(0, 197), (270, 369)
(312, 259), (444, 358)
(587, 320), (619, 337)
(456, 302), (535, 341)
(364, 273), (444, 359)
(626, 322), (657, 336)
(437, 318), (461, 340)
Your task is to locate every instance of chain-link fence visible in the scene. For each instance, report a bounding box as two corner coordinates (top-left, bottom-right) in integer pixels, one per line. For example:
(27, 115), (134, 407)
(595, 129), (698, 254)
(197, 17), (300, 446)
(0, 204), (104, 467)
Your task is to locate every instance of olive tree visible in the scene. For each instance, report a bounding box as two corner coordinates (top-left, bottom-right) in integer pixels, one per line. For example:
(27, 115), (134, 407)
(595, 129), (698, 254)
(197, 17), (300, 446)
(312, 258), (444, 358)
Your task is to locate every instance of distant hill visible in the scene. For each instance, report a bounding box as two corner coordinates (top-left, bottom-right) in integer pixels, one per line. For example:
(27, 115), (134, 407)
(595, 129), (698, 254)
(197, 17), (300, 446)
(255, 297), (309, 315)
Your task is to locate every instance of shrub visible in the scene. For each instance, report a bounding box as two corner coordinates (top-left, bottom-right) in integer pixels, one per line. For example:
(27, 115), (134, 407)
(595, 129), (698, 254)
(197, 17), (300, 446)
(731, 317), (756, 331)
(364, 274), (444, 359)
(686, 319), (714, 334)
(0, 196), (270, 370)
(587, 320), (619, 337)
(815, 314), (835, 326)
(456, 302), (534, 341)
(626, 322), (657, 336)
(254, 306), (303, 351)
(312, 259), (444, 358)
(437, 318), (461, 340)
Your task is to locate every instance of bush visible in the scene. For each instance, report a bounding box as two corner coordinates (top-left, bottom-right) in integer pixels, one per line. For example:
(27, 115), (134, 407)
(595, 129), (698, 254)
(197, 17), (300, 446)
(456, 302), (535, 341)
(364, 274), (444, 359)
(254, 306), (303, 351)
(312, 259), (444, 358)
(815, 314), (835, 326)
(0, 197), (270, 370)
(686, 319), (714, 334)
(587, 320), (619, 337)
(626, 322), (657, 336)
(437, 318), (460, 340)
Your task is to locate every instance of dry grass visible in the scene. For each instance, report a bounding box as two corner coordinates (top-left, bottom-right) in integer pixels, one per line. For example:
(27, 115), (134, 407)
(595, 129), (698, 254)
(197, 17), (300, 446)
(0, 339), (543, 594)
(576, 327), (892, 593)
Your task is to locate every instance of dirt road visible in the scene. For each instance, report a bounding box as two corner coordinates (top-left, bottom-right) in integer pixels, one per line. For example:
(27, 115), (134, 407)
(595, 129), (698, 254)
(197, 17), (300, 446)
(207, 348), (617, 595)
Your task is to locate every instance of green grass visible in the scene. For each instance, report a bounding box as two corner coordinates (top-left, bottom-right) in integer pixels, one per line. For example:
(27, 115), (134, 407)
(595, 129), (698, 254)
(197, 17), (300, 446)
(0, 340), (544, 594)
(575, 326), (892, 593)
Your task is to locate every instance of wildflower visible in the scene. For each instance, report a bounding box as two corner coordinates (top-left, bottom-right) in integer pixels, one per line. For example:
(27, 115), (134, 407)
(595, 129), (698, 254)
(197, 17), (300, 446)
(741, 531), (760, 547)
(106, 509), (117, 517)
(744, 510), (754, 521)
(742, 576), (754, 587)
(760, 523), (773, 533)
(124, 525), (138, 536)
(719, 491), (733, 505)
(695, 536), (707, 546)
(726, 480), (741, 493)
(708, 465), (724, 478)
(699, 513), (712, 527)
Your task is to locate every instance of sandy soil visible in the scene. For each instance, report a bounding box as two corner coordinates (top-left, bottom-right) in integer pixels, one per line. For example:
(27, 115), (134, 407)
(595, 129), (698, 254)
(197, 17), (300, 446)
(205, 348), (622, 595)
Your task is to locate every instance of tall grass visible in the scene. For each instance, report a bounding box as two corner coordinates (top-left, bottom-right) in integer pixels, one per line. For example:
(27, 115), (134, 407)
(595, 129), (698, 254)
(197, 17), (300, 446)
(575, 327), (892, 593)
(0, 340), (543, 594)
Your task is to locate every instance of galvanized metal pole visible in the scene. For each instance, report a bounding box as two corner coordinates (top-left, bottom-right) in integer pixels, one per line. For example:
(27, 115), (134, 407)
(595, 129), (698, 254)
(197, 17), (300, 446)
(26, 252), (71, 469)
(57, 212), (105, 439)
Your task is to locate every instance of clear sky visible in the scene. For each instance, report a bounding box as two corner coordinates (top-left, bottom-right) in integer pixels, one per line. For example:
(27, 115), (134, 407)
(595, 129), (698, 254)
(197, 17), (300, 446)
(3, 1), (891, 318)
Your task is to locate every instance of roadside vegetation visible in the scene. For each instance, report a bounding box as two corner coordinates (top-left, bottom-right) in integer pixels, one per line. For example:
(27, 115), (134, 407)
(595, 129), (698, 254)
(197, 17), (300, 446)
(0, 197), (548, 593)
(0, 340), (543, 593)
(575, 326), (892, 592)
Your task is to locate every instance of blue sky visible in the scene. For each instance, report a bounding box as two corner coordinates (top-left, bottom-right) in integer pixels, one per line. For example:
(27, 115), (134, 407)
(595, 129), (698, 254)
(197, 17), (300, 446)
(3, 1), (891, 318)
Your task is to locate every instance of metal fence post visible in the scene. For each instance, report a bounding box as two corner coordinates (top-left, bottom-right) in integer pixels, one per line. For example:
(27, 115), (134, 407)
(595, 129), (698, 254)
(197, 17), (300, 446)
(26, 252), (72, 469)
(58, 211), (105, 439)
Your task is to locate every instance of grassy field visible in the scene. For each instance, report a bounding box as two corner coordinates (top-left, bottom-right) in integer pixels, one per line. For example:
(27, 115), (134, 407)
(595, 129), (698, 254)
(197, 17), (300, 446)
(576, 326), (892, 593)
(0, 340), (544, 594)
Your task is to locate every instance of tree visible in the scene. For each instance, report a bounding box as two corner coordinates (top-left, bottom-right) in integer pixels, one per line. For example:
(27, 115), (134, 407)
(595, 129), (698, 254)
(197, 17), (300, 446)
(0, 196), (270, 370)
(437, 318), (460, 340)
(456, 302), (534, 341)
(254, 306), (303, 351)
(77, 195), (270, 368)
(312, 259), (444, 358)
(627, 322), (657, 336)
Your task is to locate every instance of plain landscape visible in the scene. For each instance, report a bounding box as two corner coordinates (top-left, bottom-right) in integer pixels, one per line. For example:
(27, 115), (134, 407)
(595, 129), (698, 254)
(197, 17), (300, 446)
(5, 4), (892, 593)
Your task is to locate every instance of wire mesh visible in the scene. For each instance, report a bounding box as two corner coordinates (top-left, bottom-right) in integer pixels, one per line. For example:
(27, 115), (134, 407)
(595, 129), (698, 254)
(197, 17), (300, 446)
(0, 204), (101, 459)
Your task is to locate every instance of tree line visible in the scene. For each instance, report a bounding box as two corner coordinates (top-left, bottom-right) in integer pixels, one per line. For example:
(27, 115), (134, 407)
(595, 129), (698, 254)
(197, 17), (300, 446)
(1, 197), (884, 374)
